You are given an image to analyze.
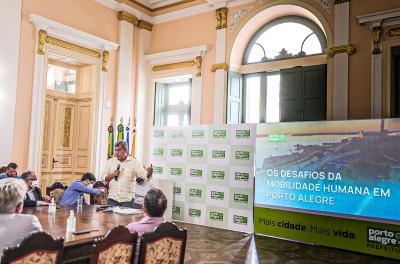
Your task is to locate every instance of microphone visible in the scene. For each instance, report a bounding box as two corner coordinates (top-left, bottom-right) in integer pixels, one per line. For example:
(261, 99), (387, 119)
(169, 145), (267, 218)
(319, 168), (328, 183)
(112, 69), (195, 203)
(115, 164), (121, 181)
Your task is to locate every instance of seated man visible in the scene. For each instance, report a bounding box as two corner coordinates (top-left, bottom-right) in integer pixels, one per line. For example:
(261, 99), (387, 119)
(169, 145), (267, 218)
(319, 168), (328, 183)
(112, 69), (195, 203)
(20, 171), (50, 207)
(0, 178), (43, 258)
(0, 163), (19, 180)
(60, 173), (102, 205)
(126, 188), (167, 234)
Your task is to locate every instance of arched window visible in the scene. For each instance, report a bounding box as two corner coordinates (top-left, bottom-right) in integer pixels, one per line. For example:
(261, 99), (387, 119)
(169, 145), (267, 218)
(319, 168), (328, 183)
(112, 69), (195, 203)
(243, 16), (327, 64)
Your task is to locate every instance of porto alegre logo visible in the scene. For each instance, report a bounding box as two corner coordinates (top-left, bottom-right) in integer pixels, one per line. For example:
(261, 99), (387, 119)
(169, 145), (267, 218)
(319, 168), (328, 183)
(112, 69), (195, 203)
(191, 149), (204, 158)
(235, 151), (250, 160)
(171, 130), (184, 138)
(170, 167), (183, 176)
(211, 191), (224, 200)
(171, 149), (183, 157)
(212, 150), (226, 159)
(233, 215), (248, 225)
(190, 169), (203, 177)
(173, 187), (182, 195)
(236, 130), (250, 139)
(154, 130), (165, 138)
(213, 130), (227, 138)
(235, 172), (249, 181)
(189, 189), (202, 198)
(234, 194), (249, 203)
(153, 166), (163, 174)
(368, 228), (400, 246)
(211, 170), (225, 180)
(189, 208), (201, 217)
(173, 205), (181, 214)
(268, 134), (285, 142)
(153, 148), (164, 157)
(192, 130), (205, 138)
(210, 211), (224, 221)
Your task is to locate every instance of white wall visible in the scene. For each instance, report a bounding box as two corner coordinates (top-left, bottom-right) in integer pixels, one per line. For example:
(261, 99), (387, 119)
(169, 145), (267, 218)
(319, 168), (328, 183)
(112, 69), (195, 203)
(0, 0), (22, 164)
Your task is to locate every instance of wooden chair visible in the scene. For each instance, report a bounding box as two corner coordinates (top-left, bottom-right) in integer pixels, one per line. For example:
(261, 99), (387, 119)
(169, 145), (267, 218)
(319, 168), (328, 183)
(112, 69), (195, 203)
(1, 232), (64, 264)
(49, 189), (65, 204)
(138, 222), (187, 264)
(90, 225), (138, 264)
(90, 181), (108, 205)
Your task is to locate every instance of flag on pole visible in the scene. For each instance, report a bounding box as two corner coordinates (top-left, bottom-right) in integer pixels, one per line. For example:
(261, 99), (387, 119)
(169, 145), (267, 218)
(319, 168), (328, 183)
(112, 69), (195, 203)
(126, 118), (130, 155)
(117, 117), (124, 141)
(131, 119), (136, 158)
(107, 122), (114, 159)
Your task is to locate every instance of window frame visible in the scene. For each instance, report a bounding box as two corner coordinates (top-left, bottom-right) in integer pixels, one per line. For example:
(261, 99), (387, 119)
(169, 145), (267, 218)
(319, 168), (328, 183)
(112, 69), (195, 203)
(242, 16), (327, 65)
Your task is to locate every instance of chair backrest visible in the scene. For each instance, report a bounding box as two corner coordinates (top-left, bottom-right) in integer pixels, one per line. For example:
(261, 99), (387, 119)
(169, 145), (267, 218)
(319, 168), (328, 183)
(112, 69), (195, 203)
(90, 225), (138, 264)
(1, 232), (64, 264)
(90, 181), (108, 205)
(138, 222), (187, 264)
(49, 189), (65, 204)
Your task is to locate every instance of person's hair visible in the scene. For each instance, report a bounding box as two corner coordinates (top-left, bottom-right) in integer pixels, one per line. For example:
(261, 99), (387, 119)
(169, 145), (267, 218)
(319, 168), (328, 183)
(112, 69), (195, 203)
(20, 171), (32, 181)
(0, 166), (6, 173)
(93, 181), (106, 188)
(81, 172), (96, 182)
(0, 178), (27, 213)
(144, 188), (167, 217)
(114, 140), (128, 152)
(6, 163), (18, 170)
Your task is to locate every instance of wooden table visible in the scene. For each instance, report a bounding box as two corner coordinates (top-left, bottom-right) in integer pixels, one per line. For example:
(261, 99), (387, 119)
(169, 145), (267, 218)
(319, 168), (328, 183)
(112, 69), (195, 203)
(23, 205), (142, 263)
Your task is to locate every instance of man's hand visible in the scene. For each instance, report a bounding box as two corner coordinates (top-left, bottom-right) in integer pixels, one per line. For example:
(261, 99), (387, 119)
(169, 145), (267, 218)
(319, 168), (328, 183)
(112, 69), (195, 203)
(105, 170), (120, 182)
(43, 195), (51, 202)
(146, 164), (153, 179)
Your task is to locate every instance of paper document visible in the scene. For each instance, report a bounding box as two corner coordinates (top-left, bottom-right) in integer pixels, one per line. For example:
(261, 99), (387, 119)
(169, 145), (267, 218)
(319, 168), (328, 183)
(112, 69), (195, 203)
(112, 207), (142, 215)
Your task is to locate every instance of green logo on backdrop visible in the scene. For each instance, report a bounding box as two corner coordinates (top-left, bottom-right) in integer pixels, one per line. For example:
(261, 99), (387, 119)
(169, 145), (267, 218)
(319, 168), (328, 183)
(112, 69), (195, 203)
(213, 130), (227, 138)
(212, 150), (226, 159)
(153, 148), (164, 157)
(171, 130), (183, 138)
(154, 130), (164, 138)
(268, 134), (285, 142)
(236, 130), (250, 139)
(210, 211), (224, 221)
(190, 169), (203, 177)
(233, 215), (248, 225)
(170, 167), (183, 176)
(192, 130), (205, 138)
(211, 170), (225, 180)
(153, 166), (163, 174)
(189, 189), (202, 198)
(367, 227), (400, 247)
(234, 193), (249, 203)
(173, 205), (181, 214)
(173, 187), (182, 195)
(235, 151), (250, 160)
(171, 149), (183, 157)
(189, 208), (201, 217)
(235, 172), (249, 181)
(211, 191), (224, 200)
(191, 149), (204, 158)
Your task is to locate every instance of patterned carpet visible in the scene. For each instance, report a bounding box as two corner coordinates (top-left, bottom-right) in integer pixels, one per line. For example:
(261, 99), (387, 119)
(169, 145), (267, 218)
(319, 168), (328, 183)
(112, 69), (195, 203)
(176, 222), (399, 264)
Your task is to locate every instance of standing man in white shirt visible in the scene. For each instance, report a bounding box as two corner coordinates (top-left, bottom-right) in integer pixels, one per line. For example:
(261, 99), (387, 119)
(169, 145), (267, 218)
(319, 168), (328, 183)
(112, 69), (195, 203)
(102, 141), (153, 208)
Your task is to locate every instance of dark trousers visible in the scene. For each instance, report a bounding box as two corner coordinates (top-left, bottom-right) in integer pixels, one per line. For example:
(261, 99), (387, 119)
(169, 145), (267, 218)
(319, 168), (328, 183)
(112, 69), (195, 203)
(107, 198), (142, 209)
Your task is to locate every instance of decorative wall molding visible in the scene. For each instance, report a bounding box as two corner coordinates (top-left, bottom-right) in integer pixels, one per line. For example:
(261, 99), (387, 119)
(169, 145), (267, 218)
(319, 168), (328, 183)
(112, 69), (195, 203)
(138, 20), (153, 31)
(102, 50), (110, 71)
(118, 11), (139, 25)
(333, 0), (350, 4)
(211, 63), (229, 72)
(216, 7), (228, 30)
(230, 7), (251, 29)
(145, 45), (209, 64)
(326, 44), (356, 57)
(387, 28), (400, 37)
(319, 0), (331, 14)
(357, 7), (400, 27)
(152, 55), (202, 76)
(372, 26), (382, 54)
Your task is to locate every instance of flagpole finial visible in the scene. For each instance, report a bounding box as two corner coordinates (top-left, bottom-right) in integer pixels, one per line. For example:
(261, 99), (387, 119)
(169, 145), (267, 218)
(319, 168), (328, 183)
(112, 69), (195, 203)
(120, 116), (123, 125)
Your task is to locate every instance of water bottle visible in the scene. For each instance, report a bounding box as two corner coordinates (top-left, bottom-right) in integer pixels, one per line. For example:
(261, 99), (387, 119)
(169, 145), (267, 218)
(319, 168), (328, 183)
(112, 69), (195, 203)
(66, 210), (76, 233)
(48, 198), (56, 214)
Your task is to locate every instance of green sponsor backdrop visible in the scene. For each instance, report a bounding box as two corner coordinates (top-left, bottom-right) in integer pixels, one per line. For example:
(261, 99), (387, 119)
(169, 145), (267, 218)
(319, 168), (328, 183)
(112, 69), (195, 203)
(151, 125), (255, 232)
(254, 207), (400, 259)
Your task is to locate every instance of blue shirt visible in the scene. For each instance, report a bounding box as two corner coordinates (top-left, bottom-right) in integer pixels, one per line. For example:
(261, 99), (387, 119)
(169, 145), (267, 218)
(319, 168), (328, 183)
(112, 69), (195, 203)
(60, 180), (101, 205)
(0, 173), (21, 180)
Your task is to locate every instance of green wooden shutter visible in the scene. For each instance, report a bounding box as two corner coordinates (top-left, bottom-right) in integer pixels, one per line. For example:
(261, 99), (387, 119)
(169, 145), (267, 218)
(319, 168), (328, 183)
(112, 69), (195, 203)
(227, 71), (243, 124)
(280, 67), (301, 122)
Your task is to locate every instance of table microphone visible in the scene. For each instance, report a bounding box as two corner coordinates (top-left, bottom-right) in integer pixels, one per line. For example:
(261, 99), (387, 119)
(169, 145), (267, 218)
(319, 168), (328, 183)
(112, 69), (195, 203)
(116, 164), (121, 181)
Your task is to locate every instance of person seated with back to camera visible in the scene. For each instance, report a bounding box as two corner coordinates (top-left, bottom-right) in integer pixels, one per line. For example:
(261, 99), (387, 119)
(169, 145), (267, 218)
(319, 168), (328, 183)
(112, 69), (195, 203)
(126, 188), (167, 234)
(60, 172), (103, 206)
(20, 170), (50, 207)
(0, 163), (19, 180)
(0, 178), (43, 258)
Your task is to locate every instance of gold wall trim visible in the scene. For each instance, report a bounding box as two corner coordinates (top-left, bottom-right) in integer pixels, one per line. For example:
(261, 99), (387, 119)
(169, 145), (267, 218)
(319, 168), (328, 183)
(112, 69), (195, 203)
(372, 27), (382, 54)
(326, 44), (356, 57)
(195, 56), (202, 77)
(128, 0), (196, 12)
(333, 0), (350, 4)
(118, 11), (138, 26)
(211, 63), (229, 72)
(138, 20), (153, 31)
(102, 50), (110, 72)
(216, 7), (228, 30)
(38, 30), (47, 55)
(152, 60), (196, 72)
(387, 28), (400, 37)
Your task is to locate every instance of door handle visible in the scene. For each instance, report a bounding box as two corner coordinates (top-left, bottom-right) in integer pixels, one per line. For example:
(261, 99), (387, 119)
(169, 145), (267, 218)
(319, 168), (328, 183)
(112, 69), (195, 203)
(52, 158), (58, 169)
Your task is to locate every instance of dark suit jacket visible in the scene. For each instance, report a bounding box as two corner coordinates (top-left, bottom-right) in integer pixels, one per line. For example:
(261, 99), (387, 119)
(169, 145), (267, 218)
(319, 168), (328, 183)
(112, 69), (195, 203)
(24, 186), (44, 207)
